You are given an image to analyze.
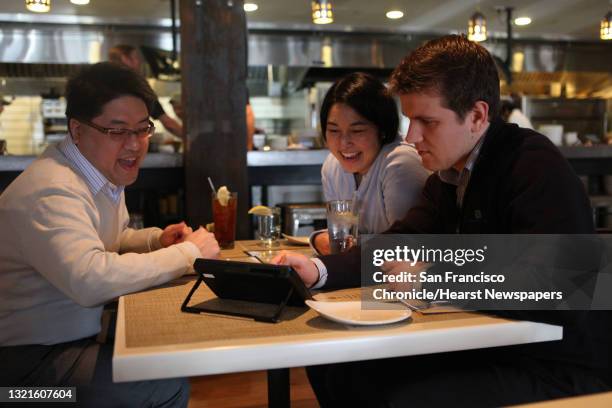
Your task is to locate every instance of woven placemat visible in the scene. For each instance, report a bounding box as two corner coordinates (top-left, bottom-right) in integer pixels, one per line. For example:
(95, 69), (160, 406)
(124, 278), (479, 349)
(124, 279), (343, 348)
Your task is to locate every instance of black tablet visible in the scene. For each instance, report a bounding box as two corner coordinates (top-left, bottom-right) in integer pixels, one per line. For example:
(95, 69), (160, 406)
(181, 259), (313, 322)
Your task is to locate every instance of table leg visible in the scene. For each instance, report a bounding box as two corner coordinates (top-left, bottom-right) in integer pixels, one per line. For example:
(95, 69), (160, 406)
(267, 368), (290, 408)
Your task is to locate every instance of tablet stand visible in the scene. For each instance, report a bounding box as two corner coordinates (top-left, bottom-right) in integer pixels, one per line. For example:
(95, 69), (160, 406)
(181, 276), (295, 323)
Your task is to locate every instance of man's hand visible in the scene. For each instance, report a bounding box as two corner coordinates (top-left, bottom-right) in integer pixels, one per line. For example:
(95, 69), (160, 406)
(271, 251), (319, 288)
(184, 227), (220, 259)
(312, 232), (331, 255)
(380, 261), (428, 292)
(160, 222), (193, 247)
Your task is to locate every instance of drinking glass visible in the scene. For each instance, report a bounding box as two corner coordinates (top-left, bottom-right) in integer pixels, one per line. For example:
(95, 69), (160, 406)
(326, 200), (359, 254)
(255, 207), (281, 248)
(212, 192), (237, 249)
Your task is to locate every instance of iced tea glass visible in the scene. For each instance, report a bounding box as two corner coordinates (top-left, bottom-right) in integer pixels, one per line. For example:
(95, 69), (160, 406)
(212, 192), (237, 249)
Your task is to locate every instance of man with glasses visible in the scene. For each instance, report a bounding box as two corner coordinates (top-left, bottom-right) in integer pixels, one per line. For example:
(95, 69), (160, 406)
(0, 62), (219, 407)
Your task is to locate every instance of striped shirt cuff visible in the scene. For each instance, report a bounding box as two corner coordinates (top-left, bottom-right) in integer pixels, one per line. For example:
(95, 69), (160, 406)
(310, 257), (328, 289)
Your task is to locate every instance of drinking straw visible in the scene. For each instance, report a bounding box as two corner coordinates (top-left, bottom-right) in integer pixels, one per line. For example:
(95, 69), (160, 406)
(207, 177), (216, 196)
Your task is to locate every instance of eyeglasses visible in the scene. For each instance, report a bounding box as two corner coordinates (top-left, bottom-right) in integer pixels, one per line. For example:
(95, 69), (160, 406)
(80, 119), (155, 143)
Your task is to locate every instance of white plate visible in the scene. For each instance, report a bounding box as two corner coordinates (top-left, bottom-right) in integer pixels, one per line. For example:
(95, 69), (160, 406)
(282, 234), (310, 245)
(305, 300), (412, 326)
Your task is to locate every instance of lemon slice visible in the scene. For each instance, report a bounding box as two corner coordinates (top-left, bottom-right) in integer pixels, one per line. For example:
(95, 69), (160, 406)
(248, 205), (272, 216)
(217, 186), (231, 206)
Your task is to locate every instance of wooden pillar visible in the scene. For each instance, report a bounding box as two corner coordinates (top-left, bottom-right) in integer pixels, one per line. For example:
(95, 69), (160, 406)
(180, 0), (249, 238)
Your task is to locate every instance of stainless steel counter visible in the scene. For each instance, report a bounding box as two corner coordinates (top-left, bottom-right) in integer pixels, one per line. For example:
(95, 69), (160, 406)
(247, 147), (612, 165)
(0, 150), (333, 171)
(247, 149), (329, 166)
(2, 146), (612, 173)
(558, 145), (612, 159)
(0, 152), (184, 172)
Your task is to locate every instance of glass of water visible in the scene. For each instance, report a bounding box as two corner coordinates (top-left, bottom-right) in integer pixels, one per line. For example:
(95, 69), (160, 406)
(326, 200), (359, 254)
(255, 207), (281, 248)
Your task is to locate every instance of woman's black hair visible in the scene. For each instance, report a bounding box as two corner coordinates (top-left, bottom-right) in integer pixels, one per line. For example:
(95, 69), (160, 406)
(320, 72), (399, 145)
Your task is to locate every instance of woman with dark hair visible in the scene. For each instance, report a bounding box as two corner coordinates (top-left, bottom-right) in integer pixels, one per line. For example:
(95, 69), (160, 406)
(314, 72), (428, 254)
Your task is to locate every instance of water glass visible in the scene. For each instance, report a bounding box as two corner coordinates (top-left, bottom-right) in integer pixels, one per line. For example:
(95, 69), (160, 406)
(326, 200), (359, 254)
(255, 207), (281, 248)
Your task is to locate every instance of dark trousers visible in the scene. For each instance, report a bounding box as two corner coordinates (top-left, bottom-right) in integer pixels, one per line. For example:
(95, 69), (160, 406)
(0, 337), (189, 408)
(307, 348), (612, 408)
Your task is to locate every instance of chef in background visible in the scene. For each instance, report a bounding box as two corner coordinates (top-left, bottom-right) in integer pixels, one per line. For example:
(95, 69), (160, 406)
(109, 44), (184, 139)
(500, 93), (533, 129)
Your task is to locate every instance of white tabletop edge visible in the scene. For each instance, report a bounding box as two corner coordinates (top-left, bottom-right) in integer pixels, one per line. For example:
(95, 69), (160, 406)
(113, 295), (563, 382)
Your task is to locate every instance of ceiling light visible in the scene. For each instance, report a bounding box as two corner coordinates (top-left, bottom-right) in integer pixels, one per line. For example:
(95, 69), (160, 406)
(514, 16), (531, 26)
(25, 0), (50, 13)
(312, 0), (333, 25)
(70, 0), (89, 5)
(601, 10), (612, 40)
(468, 11), (487, 42)
(244, 3), (258, 12)
(386, 10), (404, 20)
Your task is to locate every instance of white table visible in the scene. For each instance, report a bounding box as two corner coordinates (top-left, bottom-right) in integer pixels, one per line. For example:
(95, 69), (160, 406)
(113, 241), (563, 407)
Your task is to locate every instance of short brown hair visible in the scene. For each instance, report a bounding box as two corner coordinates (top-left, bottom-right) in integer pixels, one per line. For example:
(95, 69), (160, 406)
(389, 35), (500, 120)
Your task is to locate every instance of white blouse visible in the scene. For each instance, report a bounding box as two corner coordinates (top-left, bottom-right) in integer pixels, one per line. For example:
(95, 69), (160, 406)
(321, 139), (429, 234)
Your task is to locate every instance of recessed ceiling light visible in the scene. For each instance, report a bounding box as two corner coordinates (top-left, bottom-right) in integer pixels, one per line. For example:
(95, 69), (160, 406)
(386, 10), (404, 20)
(244, 3), (258, 12)
(514, 16), (532, 26)
(70, 0), (90, 4)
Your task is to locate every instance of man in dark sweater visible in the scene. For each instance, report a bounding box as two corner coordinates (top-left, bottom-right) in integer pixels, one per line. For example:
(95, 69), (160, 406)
(274, 35), (611, 407)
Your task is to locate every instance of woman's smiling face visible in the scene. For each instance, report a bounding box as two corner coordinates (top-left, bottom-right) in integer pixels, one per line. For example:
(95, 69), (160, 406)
(325, 103), (382, 176)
